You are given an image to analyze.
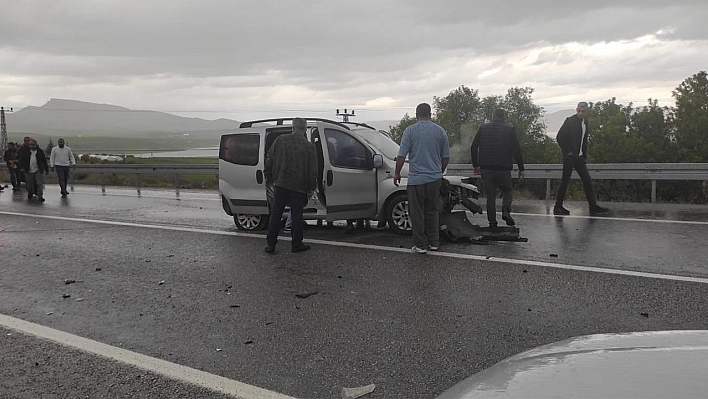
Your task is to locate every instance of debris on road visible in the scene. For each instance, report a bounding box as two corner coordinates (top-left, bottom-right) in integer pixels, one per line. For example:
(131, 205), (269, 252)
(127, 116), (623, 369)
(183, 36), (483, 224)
(64, 279), (76, 285)
(95, 267), (102, 271)
(76, 298), (85, 302)
(230, 305), (240, 308)
(296, 291), (319, 299)
(550, 253), (559, 258)
(641, 312), (649, 318)
(244, 340), (254, 345)
(341, 384), (376, 399)
(158, 280), (165, 285)
(62, 294), (71, 299)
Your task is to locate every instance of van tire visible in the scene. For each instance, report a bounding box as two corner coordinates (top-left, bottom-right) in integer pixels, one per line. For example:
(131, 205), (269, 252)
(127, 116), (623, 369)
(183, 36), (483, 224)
(234, 214), (268, 230)
(386, 194), (413, 236)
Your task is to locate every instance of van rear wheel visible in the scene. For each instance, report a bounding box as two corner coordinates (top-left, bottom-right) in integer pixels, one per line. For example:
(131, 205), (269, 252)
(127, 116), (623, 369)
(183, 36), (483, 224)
(234, 214), (268, 230)
(387, 194), (413, 236)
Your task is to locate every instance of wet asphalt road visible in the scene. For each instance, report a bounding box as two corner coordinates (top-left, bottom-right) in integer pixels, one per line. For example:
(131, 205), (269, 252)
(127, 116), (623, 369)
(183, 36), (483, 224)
(2, 185), (708, 398)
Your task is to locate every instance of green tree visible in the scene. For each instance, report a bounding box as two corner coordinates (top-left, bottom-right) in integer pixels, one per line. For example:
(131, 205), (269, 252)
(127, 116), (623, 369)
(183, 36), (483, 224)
(433, 85), (483, 145)
(671, 71), (708, 161)
(388, 113), (416, 144)
(629, 99), (675, 162)
(586, 98), (635, 163)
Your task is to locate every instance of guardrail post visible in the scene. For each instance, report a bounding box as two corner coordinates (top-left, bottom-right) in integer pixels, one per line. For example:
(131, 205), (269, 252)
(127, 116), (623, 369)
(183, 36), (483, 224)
(100, 172), (106, 194)
(136, 174), (141, 196)
(174, 174), (180, 197)
(545, 179), (551, 201)
(651, 180), (657, 203)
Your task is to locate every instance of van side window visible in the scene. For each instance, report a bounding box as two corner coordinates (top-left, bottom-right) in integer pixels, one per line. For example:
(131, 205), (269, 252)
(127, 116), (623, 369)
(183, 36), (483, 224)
(324, 129), (373, 169)
(220, 134), (259, 166)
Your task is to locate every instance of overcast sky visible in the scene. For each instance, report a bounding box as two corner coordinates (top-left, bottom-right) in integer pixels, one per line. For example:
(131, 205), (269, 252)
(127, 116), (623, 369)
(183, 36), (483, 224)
(1, 0), (707, 122)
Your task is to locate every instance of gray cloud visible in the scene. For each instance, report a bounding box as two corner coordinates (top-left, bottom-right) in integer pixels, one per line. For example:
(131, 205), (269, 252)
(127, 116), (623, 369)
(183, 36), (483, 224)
(1, 1), (706, 121)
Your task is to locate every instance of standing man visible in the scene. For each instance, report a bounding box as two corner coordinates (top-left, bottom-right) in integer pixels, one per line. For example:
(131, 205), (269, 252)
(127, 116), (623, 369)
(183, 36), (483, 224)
(394, 103), (450, 254)
(471, 109), (525, 227)
(554, 102), (610, 216)
(18, 139), (49, 202)
(264, 117), (318, 254)
(49, 138), (76, 196)
(4, 142), (22, 191)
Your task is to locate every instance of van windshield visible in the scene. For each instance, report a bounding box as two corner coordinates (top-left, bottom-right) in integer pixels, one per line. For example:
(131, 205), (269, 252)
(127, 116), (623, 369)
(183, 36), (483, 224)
(353, 129), (399, 159)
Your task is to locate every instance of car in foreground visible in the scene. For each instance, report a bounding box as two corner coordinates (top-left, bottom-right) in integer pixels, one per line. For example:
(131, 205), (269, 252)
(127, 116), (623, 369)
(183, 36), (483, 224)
(436, 330), (708, 399)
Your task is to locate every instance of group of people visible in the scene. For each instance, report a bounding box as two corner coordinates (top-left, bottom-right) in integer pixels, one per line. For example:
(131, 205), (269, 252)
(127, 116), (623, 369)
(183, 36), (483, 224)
(2, 136), (77, 201)
(261, 102), (609, 254)
(400, 101), (609, 254)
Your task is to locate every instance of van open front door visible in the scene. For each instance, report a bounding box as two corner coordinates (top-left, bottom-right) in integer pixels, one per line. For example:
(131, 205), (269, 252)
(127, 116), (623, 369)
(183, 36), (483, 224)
(317, 121), (378, 222)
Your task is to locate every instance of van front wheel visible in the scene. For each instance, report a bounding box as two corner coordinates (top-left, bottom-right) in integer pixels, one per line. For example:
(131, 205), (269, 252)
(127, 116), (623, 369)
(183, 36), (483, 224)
(387, 194), (413, 236)
(234, 214), (268, 230)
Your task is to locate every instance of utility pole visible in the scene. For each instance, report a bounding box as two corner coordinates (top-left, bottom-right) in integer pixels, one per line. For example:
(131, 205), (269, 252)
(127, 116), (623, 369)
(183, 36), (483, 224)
(0, 107), (12, 158)
(336, 108), (355, 122)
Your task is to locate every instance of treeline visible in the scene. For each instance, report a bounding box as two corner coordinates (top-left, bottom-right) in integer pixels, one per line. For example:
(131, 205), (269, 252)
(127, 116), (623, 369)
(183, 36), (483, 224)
(389, 71), (708, 203)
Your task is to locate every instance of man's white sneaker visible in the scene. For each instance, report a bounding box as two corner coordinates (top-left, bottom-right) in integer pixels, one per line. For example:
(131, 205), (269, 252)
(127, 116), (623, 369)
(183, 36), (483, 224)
(412, 246), (428, 254)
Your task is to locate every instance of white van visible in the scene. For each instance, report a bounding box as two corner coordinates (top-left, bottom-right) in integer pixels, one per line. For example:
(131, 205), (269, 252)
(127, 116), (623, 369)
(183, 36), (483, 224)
(219, 118), (480, 234)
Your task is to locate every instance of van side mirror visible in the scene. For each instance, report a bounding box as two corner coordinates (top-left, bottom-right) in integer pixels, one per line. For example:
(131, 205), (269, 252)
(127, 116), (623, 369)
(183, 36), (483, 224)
(373, 154), (384, 168)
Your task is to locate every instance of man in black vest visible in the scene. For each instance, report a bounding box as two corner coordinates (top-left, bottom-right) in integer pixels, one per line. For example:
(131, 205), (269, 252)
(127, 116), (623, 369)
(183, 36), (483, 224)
(471, 109), (525, 227)
(553, 102), (609, 216)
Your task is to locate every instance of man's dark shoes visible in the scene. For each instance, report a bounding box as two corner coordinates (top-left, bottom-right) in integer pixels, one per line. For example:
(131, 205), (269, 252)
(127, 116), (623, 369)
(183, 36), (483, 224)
(590, 205), (610, 216)
(291, 244), (311, 253)
(501, 210), (515, 226)
(488, 221), (498, 229)
(38, 196), (45, 202)
(553, 206), (570, 215)
(264, 246), (276, 254)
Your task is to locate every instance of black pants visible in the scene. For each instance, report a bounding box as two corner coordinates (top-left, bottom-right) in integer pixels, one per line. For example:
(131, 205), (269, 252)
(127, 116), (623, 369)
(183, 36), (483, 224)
(266, 186), (307, 249)
(555, 156), (597, 208)
(56, 166), (70, 193)
(481, 169), (512, 223)
(7, 167), (21, 189)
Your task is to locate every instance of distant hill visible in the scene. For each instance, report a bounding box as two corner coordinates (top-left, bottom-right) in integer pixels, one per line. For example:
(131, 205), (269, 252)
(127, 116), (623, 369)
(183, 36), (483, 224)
(544, 109), (574, 136)
(363, 120), (400, 132)
(5, 99), (241, 137)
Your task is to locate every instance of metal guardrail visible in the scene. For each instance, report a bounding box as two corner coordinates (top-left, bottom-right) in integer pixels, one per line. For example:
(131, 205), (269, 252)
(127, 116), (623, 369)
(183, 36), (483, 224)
(72, 163), (708, 203)
(447, 163), (708, 203)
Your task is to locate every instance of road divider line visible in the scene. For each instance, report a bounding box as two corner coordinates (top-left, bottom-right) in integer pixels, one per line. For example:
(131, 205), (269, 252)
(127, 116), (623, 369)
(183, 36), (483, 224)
(513, 212), (708, 226)
(3, 210), (708, 285)
(0, 314), (296, 399)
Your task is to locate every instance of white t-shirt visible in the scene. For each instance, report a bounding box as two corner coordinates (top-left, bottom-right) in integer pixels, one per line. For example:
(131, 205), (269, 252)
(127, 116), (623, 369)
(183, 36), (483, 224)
(579, 120), (587, 157)
(29, 150), (38, 173)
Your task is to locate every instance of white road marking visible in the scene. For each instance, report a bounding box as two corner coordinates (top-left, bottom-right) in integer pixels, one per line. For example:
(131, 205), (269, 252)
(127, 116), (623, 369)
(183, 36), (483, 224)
(513, 211), (708, 226)
(3, 210), (708, 285)
(0, 314), (296, 399)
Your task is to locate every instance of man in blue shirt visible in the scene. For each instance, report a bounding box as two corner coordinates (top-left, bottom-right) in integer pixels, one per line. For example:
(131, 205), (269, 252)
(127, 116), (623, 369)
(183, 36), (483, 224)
(394, 103), (450, 254)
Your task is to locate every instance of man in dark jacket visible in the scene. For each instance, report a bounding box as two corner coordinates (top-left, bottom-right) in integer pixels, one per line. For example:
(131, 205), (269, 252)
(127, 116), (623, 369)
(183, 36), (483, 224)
(3, 142), (22, 191)
(471, 109), (525, 227)
(554, 102), (609, 216)
(18, 138), (49, 202)
(264, 117), (318, 253)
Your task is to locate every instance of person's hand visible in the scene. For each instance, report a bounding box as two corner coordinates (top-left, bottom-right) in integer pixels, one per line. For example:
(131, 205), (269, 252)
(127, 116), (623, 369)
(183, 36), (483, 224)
(50, 167), (55, 172)
(473, 166), (481, 175)
(518, 170), (525, 181)
(393, 173), (401, 187)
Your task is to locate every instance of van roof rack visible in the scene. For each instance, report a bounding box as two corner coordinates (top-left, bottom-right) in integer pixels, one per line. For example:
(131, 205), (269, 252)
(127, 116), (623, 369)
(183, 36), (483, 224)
(240, 118), (351, 130)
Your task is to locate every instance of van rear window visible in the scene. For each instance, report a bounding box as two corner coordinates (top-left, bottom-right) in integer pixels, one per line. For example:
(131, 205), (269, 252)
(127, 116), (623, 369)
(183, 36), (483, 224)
(220, 134), (260, 166)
